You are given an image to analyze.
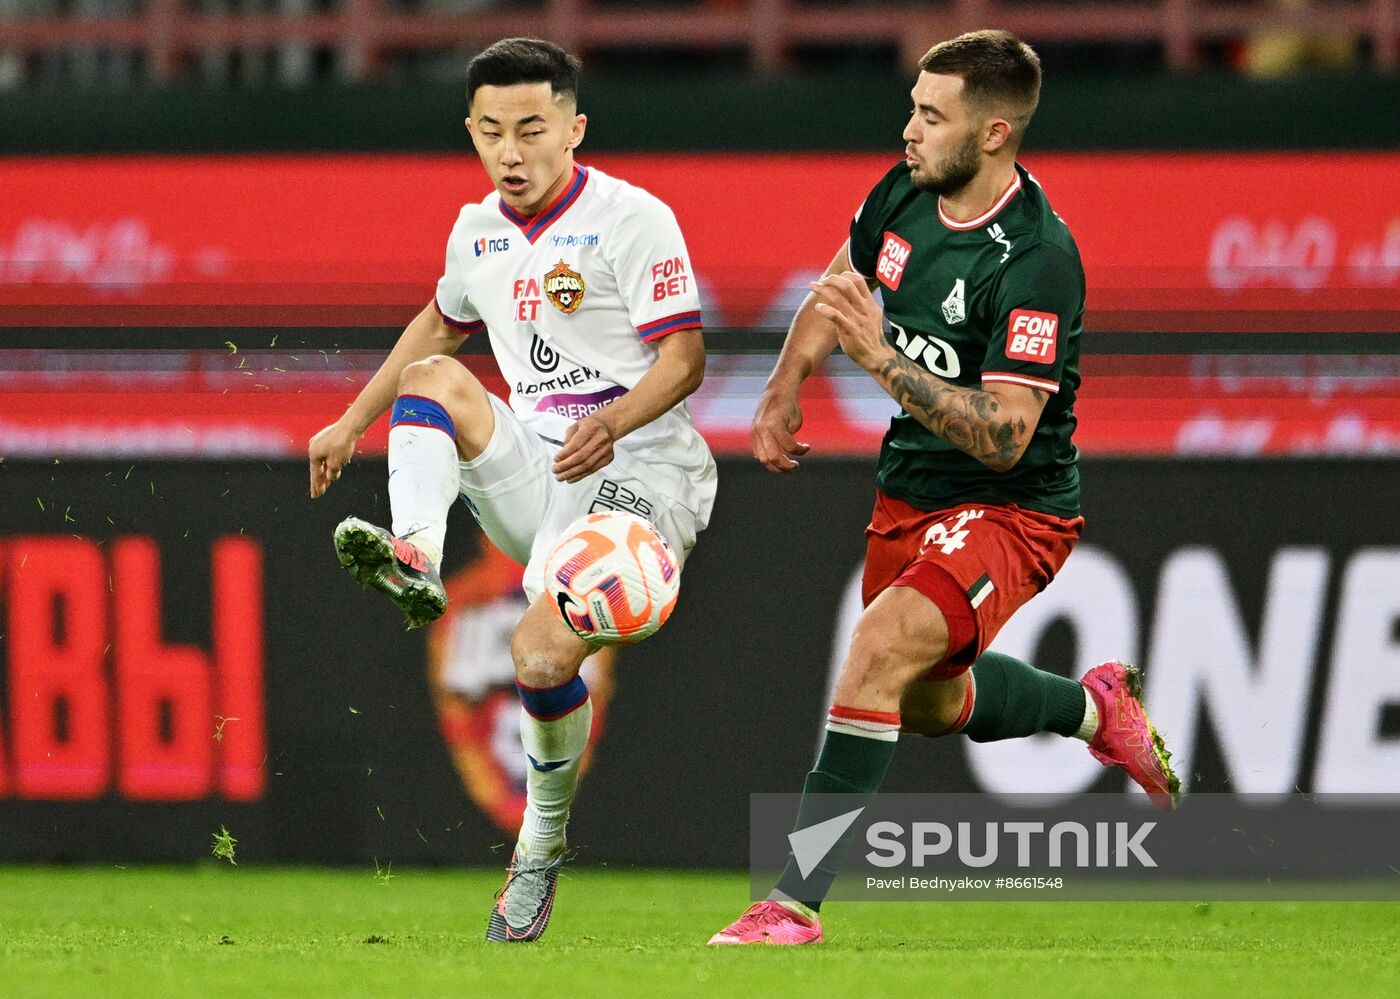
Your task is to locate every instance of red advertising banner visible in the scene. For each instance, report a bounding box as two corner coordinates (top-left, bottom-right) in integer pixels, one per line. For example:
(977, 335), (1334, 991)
(4, 152), (1400, 328)
(2, 153), (1398, 456)
(0, 533), (264, 802)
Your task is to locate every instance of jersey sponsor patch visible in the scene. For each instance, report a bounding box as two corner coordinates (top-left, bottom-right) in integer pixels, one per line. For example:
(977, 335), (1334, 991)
(986, 223), (1011, 262)
(529, 333), (560, 373)
(547, 232), (598, 248)
(474, 236), (510, 257)
(589, 478), (654, 519)
(544, 260), (585, 314)
(513, 277), (543, 322)
(650, 256), (690, 302)
(1006, 309), (1059, 363)
(876, 231), (912, 291)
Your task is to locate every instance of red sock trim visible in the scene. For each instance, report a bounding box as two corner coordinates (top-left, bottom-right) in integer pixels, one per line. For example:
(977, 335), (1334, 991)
(828, 704), (902, 728)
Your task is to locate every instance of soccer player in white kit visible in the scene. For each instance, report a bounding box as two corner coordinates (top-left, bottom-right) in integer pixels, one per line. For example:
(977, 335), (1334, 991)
(306, 38), (716, 943)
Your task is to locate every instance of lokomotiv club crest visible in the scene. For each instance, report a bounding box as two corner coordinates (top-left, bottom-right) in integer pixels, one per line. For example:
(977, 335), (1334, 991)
(544, 260), (585, 314)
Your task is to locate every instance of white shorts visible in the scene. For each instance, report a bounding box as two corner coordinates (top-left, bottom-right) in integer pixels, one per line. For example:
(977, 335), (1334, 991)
(458, 394), (703, 602)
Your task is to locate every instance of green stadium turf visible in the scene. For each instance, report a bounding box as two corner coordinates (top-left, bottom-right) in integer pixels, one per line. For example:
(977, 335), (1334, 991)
(1, 867), (1397, 997)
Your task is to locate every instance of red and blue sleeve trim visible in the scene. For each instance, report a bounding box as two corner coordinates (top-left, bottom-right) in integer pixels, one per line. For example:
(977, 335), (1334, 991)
(498, 165), (589, 244)
(637, 310), (703, 343)
(434, 298), (484, 334)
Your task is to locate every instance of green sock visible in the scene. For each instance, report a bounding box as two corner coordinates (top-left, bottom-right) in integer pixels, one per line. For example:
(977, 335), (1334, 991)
(962, 651), (1087, 742)
(771, 728), (896, 911)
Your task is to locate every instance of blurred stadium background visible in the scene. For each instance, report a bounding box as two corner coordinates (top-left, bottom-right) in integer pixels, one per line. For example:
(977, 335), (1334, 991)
(1, 2), (1399, 980)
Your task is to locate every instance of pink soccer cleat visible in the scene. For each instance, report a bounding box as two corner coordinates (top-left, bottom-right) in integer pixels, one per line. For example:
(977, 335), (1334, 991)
(1082, 660), (1181, 810)
(708, 901), (823, 946)
(333, 516), (446, 629)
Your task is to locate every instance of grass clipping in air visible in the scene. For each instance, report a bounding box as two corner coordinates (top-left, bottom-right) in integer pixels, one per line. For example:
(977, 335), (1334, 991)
(211, 826), (238, 865)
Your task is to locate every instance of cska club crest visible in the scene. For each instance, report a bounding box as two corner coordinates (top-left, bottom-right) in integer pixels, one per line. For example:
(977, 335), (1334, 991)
(544, 260), (586, 314)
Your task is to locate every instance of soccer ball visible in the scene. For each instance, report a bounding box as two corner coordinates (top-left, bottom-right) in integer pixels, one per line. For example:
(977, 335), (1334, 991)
(544, 511), (681, 644)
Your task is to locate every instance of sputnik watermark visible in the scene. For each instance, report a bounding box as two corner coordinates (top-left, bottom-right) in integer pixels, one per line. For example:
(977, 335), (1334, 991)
(749, 792), (1400, 901)
(865, 820), (1157, 868)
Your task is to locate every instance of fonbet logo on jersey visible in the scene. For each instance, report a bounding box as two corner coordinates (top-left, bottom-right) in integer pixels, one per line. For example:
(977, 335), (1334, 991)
(1006, 309), (1058, 363)
(877, 232), (911, 291)
(650, 256), (690, 301)
(544, 260), (585, 314)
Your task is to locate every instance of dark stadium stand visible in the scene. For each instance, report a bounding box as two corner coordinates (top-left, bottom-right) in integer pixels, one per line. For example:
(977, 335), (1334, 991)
(1, 0), (1395, 85)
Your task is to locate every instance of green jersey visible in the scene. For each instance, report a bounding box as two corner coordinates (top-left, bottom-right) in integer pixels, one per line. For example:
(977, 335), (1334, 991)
(848, 162), (1085, 518)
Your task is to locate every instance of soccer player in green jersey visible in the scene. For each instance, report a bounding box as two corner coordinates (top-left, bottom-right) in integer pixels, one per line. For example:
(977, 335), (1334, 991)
(711, 29), (1179, 946)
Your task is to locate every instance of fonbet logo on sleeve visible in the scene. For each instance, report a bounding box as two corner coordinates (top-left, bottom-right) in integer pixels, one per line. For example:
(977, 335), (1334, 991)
(877, 232), (912, 291)
(1006, 309), (1058, 363)
(650, 256), (690, 301)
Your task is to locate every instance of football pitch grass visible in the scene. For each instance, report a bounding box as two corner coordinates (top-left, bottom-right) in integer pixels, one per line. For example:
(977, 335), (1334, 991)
(2, 867), (1397, 998)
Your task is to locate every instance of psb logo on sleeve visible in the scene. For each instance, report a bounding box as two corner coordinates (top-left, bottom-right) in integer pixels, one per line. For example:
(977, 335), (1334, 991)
(544, 260), (585, 314)
(876, 232), (912, 291)
(1006, 309), (1058, 363)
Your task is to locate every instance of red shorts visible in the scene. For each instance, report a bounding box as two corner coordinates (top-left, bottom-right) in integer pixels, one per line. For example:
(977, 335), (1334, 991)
(862, 490), (1083, 680)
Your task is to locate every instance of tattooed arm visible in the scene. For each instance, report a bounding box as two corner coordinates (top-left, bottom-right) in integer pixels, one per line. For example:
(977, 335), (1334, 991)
(872, 351), (1047, 471)
(808, 270), (1049, 472)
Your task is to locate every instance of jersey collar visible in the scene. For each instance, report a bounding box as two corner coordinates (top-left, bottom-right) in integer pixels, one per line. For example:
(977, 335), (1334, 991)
(497, 164), (589, 244)
(937, 171), (1022, 231)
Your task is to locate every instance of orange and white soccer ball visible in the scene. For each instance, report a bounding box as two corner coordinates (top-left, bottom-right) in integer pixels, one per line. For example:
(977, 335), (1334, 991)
(544, 511), (681, 644)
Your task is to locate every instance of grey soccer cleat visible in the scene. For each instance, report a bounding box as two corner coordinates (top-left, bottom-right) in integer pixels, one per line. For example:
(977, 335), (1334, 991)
(485, 848), (565, 943)
(332, 516), (446, 629)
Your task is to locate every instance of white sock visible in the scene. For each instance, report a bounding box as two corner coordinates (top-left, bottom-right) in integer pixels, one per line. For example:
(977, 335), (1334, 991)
(517, 696), (593, 860)
(387, 423), (459, 566)
(1074, 687), (1100, 742)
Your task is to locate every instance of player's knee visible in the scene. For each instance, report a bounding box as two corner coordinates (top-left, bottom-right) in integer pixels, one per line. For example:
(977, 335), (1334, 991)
(398, 357), (491, 432)
(849, 606), (950, 681)
(398, 355), (449, 392)
(835, 597), (951, 706)
(841, 627), (937, 701)
(510, 620), (585, 689)
(845, 625), (906, 683)
(399, 356), (481, 404)
(512, 648), (573, 689)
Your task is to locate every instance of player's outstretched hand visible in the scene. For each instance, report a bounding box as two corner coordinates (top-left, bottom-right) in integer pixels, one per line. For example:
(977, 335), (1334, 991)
(809, 271), (889, 373)
(308, 421), (357, 498)
(751, 389), (810, 474)
(554, 414), (616, 484)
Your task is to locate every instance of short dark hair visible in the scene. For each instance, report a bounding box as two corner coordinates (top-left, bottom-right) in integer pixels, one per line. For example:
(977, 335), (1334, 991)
(466, 38), (582, 107)
(919, 30), (1041, 138)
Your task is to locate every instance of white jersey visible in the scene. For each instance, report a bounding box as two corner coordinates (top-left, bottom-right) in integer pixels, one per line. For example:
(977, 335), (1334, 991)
(435, 164), (716, 524)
